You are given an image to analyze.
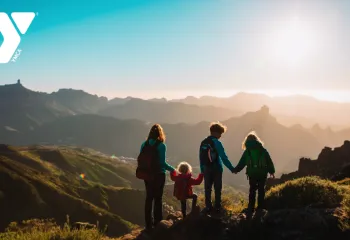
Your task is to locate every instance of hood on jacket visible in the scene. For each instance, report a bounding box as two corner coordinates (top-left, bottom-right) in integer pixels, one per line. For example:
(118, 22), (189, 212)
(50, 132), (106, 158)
(245, 139), (263, 150)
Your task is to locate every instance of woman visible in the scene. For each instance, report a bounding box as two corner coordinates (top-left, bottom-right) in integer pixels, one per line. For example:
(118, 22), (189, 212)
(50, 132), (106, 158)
(140, 124), (176, 231)
(233, 131), (275, 217)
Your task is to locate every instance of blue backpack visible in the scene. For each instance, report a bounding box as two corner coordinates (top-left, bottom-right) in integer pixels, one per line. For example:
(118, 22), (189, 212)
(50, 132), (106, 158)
(199, 136), (218, 167)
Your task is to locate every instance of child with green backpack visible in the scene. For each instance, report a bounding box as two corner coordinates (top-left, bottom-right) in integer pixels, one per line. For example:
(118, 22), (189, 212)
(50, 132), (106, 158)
(233, 131), (275, 217)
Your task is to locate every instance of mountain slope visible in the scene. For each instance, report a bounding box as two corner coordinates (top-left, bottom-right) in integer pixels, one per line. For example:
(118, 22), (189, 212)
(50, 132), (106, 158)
(0, 145), (153, 237)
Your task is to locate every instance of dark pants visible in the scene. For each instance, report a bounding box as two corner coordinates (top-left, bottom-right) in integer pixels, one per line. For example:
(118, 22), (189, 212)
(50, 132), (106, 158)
(204, 168), (222, 210)
(180, 194), (198, 217)
(144, 173), (165, 229)
(248, 178), (267, 210)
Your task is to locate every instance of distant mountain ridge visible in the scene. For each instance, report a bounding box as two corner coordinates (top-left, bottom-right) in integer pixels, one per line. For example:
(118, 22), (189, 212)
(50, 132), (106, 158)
(2, 80), (350, 129)
(172, 92), (350, 129)
(0, 81), (241, 130)
(1, 80), (350, 189)
(99, 98), (241, 124)
(8, 106), (327, 190)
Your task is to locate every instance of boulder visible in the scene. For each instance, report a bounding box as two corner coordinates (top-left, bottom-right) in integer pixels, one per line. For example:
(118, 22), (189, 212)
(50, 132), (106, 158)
(72, 222), (96, 230)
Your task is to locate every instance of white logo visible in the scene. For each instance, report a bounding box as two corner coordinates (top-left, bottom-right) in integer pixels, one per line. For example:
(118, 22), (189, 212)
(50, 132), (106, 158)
(0, 12), (35, 64)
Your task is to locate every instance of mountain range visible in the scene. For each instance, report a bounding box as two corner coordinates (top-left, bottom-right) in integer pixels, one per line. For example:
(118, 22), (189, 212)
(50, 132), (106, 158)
(172, 93), (350, 129)
(1, 80), (350, 189)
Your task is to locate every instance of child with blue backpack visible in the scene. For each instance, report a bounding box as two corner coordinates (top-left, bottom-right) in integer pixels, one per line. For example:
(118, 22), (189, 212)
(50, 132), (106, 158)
(199, 122), (235, 214)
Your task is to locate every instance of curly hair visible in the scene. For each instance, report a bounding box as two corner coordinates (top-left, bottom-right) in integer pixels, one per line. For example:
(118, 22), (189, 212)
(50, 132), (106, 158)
(177, 162), (192, 174)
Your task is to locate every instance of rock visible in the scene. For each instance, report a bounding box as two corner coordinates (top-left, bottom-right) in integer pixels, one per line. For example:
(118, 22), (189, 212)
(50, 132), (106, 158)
(120, 233), (135, 240)
(284, 209), (328, 231)
(166, 211), (183, 221)
(119, 208), (349, 240)
(153, 220), (174, 239)
(156, 220), (173, 229)
(270, 140), (350, 188)
(72, 222), (96, 230)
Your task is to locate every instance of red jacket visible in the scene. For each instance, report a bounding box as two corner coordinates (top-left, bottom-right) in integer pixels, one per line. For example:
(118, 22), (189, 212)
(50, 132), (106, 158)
(171, 171), (204, 200)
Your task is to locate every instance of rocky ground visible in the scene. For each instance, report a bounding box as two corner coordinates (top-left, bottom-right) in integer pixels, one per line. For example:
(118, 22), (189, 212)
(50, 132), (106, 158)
(118, 206), (350, 240)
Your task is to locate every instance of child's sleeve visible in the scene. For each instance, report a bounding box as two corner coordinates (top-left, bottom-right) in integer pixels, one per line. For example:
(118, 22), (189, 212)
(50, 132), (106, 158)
(235, 151), (247, 172)
(170, 170), (178, 181)
(265, 149), (275, 174)
(190, 173), (204, 185)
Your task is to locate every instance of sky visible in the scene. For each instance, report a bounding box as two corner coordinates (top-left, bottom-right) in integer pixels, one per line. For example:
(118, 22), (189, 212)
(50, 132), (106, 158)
(0, 0), (349, 101)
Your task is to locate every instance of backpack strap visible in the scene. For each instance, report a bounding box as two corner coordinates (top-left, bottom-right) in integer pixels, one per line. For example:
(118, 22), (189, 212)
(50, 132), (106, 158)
(207, 137), (217, 162)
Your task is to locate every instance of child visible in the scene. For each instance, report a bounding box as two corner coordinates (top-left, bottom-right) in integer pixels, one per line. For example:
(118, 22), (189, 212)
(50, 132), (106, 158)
(171, 162), (204, 218)
(233, 131), (275, 217)
(199, 122), (235, 214)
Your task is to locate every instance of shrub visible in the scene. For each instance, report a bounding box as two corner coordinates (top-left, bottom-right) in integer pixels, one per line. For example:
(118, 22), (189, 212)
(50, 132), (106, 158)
(265, 176), (348, 210)
(337, 178), (350, 186)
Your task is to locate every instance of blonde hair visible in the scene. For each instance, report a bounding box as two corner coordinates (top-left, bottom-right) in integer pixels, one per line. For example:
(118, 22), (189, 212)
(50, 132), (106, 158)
(209, 121), (227, 134)
(177, 162), (192, 174)
(242, 131), (264, 150)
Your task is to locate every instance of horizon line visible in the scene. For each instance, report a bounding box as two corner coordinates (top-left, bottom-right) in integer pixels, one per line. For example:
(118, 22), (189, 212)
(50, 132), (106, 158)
(2, 80), (350, 104)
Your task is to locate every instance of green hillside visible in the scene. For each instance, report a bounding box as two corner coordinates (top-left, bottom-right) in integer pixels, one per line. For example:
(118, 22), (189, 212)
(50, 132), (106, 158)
(0, 144), (160, 237)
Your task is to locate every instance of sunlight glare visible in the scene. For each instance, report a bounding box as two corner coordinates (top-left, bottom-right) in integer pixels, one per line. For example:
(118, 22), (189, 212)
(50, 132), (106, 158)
(269, 17), (318, 66)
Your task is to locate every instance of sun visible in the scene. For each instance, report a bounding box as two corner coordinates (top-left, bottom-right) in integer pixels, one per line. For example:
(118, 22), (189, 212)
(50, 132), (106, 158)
(268, 17), (318, 66)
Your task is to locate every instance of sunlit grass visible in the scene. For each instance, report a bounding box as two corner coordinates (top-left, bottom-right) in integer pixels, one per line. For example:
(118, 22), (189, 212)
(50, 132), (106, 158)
(0, 218), (114, 240)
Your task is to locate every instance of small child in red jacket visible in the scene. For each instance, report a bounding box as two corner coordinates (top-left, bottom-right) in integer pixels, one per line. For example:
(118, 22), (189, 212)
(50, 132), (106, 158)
(171, 161), (204, 218)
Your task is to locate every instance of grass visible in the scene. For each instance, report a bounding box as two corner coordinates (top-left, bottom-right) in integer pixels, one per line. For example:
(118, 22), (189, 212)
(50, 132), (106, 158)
(0, 218), (115, 240)
(265, 176), (350, 210)
(194, 184), (248, 215)
(337, 178), (350, 186)
(0, 145), (140, 237)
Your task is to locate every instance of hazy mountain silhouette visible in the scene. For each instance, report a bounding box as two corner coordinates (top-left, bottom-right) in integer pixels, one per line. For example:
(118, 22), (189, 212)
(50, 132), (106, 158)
(15, 106), (345, 190)
(51, 88), (108, 114)
(2, 80), (350, 136)
(99, 98), (241, 124)
(2, 81), (350, 188)
(0, 81), (72, 132)
(0, 82), (241, 131)
(172, 92), (350, 129)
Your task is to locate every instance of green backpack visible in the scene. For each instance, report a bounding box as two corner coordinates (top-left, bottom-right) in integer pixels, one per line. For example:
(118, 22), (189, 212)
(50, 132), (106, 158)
(246, 148), (268, 179)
